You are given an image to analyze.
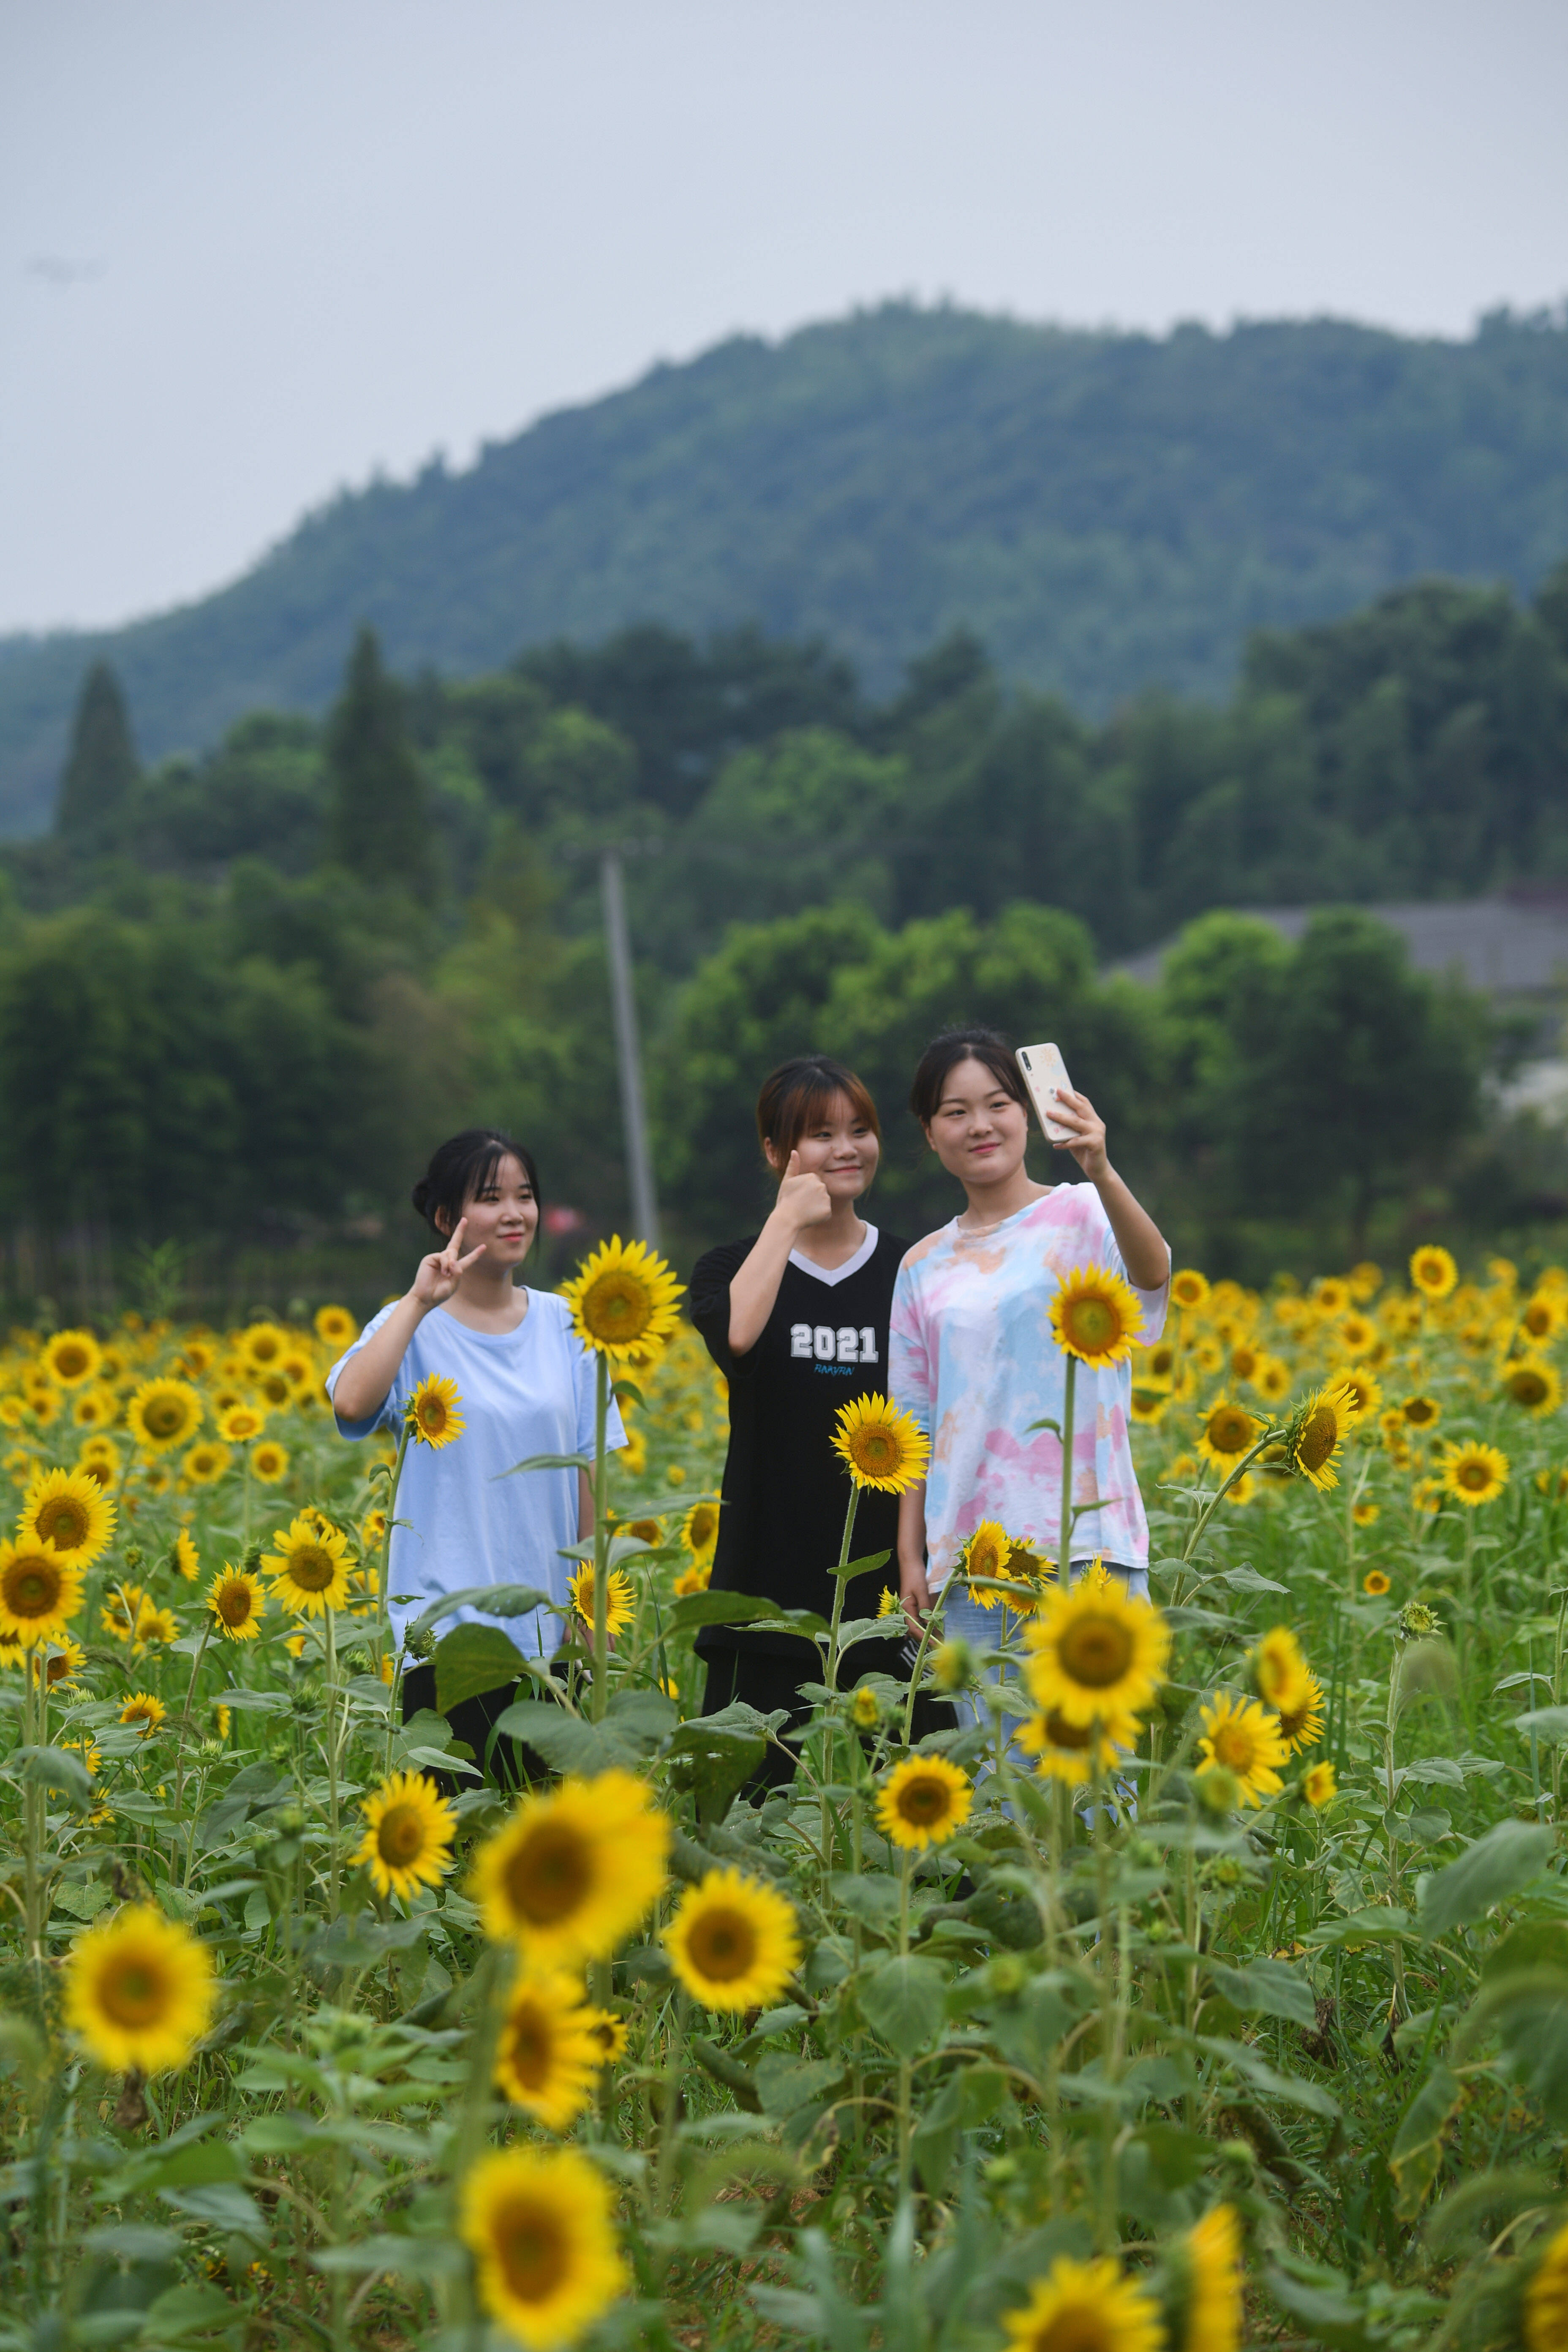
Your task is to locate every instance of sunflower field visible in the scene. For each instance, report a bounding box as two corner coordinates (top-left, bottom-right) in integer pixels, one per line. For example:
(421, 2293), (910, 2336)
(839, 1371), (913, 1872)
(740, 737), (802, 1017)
(4, 1244), (1568, 2352)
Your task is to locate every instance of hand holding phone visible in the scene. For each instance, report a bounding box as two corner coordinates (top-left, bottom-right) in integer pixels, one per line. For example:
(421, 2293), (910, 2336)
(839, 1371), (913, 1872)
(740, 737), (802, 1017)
(1016, 1042), (1075, 1146)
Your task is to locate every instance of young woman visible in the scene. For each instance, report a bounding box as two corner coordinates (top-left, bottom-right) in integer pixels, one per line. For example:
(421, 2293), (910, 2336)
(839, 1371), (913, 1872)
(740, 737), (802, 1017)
(689, 1056), (938, 1784)
(889, 1029), (1170, 1652)
(326, 1128), (622, 1762)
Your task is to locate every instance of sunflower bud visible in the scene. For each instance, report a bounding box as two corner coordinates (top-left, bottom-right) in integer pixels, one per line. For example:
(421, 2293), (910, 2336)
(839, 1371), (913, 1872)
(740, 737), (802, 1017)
(851, 1685), (882, 1730)
(1196, 1765), (1242, 1816)
(1398, 1599), (1439, 1641)
(406, 1627), (435, 1662)
(929, 1638), (977, 1693)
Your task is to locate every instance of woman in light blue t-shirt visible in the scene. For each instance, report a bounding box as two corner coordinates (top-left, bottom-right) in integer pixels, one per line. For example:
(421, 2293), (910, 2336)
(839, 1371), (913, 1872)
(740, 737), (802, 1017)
(326, 1127), (623, 1768)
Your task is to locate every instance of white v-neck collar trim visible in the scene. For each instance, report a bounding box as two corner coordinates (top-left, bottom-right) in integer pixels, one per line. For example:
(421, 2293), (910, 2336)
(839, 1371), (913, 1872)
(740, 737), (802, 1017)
(788, 1223), (879, 1288)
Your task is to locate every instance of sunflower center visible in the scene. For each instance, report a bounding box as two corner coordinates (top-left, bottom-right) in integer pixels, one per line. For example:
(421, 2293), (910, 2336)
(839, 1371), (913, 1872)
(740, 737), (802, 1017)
(1296, 1406), (1339, 1473)
(99, 1957), (169, 2028)
(250, 1336), (281, 1364)
(1514, 1372), (1549, 1405)
(1277, 1699), (1311, 1737)
(1063, 1296), (1118, 1351)
(688, 1508), (717, 1549)
(582, 1273), (652, 1344)
(970, 1544), (1004, 1580)
(217, 1584), (254, 1628)
(1211, 1723), (1258, 1772)
(1023, 2300), (1111, 2352)
(286, 1545), (338, 1592)
(686, 1906), (758, 1982)
(1208, 1410), (1252, 1454)
(5, 1560), (60, 1618)
(1057, 1613), (1134, 1689)
(506, 2007), (553, 2089)
(896, 1777), (953, 1826)
(506, 1825), (593, 1925)
(1042, 1710), (1093, 1750)
(494, 2196), (569, 2303)
(1458, 1461), (1489, 1491)
(418, 1397), (449, 1433)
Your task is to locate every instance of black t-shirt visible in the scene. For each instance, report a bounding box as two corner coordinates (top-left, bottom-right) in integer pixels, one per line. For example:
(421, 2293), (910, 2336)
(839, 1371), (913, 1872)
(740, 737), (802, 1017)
(689, 1225), (911, 1660)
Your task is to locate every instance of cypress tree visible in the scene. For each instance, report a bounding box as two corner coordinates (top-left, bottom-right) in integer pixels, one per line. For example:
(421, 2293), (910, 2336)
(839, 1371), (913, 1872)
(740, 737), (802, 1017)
(56, 661), (139, 838)
(325, 627), (434, 898)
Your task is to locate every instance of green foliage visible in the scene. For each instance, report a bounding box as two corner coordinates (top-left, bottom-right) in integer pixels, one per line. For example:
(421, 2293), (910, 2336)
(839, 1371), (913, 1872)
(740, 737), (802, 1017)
(325, 629), (434, 901)
(54, 662), (139, 840)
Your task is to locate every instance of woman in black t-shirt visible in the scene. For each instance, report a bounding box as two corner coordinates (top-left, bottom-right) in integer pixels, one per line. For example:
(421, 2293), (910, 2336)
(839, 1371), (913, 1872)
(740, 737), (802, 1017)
(689, 1055), (939, 1785)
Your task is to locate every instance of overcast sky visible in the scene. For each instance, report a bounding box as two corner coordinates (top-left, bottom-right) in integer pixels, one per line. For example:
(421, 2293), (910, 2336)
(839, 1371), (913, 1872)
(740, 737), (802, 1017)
(3, 0), (1565, 636)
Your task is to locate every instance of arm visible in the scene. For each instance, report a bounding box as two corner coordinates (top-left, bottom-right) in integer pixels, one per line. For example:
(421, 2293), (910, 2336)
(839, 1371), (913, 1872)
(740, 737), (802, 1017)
(727, 1151), (834, 1354)
(577, 1469), (594, 1542)
(330, 1219), (486, 1424)
(1047, 1091), (1169, 1290)
(898, 1481), (932, 1636)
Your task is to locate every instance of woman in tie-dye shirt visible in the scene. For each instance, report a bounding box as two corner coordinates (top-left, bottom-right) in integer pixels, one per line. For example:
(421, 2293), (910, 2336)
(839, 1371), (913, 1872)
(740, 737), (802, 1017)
(889, 1027), (1170, 1634)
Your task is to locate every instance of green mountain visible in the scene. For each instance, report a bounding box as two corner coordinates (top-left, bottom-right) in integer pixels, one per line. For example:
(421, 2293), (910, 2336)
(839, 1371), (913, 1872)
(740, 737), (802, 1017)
(5, 299), (1568, 835)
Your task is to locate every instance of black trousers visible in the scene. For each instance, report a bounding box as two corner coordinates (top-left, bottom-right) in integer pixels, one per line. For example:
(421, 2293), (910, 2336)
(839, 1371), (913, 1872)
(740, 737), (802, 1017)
(698, 1642), (956, 1793)
(401, 1661), (540, 1792)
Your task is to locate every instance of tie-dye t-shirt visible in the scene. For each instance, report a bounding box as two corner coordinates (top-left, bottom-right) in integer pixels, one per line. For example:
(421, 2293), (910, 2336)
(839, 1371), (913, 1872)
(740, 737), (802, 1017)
(888, 1186), (1170, 1587)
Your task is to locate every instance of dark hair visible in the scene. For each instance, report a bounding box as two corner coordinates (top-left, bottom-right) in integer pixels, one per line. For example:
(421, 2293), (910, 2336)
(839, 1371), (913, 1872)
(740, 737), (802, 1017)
(411, 1129), (541, 1237)
(908, 1027), (1029, 1126)
(755, 1056), (880, 1167)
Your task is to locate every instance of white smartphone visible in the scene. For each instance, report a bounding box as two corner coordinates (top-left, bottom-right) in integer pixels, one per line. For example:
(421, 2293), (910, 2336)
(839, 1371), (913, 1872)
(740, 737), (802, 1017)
(1015, 1042), (1075, 1145)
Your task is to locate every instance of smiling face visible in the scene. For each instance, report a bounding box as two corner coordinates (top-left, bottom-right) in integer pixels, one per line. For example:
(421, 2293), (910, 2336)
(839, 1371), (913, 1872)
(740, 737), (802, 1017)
(764, 1091), (879, 1202)
(437, 1152), (539, 1270)
(924, 1056), (1030, 1192)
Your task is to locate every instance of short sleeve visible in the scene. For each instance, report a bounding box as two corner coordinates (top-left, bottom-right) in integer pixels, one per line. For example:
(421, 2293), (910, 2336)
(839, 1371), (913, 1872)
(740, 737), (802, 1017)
(567, 1307), (626, 1456)
(324, 1303), (400, 1441)
(888, 1258), (932, 1435)
(688, 1240), (753, 1380)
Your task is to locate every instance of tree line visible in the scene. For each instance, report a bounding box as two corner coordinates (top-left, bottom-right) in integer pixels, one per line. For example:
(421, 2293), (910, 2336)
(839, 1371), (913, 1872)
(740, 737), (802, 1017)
(5, 566), (1566, 1298)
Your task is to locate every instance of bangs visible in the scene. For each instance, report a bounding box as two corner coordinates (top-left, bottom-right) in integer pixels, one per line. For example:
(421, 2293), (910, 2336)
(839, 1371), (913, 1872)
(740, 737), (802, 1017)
(756, 1057), (880, 1163)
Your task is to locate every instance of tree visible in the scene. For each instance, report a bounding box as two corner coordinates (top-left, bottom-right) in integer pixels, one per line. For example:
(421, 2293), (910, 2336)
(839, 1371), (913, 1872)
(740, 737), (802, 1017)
(56, 662), (139, 839)
(325, 629), (434, 899)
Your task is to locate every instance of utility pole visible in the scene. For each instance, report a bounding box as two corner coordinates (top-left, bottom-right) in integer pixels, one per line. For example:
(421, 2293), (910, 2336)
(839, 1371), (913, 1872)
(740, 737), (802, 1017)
(599, 848), (660, 1246)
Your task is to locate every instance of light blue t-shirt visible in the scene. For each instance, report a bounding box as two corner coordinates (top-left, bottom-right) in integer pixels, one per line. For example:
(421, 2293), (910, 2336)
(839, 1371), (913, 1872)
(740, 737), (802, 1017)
(325, 1291), (625, 1657)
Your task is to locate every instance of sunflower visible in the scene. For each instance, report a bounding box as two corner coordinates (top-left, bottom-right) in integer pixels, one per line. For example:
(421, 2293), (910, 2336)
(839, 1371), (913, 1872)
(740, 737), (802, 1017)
(1141, 1340), (1178, 1384)
(1409, 1245), (1458, 1300)
(127, 1379), (202, 1454)
(1023, 1579), (1170, 1729)
(354, 1769), (457, 1900)
(1411, 1475), (1445, 1515)
(561, 1236), (685, 1362)
(1196, 1397), (1262, 1467)
(471, 1769), (671, 1965)
(1523, 2213), (1568, 2352)
(1336, 1312), (1379, 1358)
(1352, 1500), (1380, 1527)
(1363, 1568), (1391, 1597)
(1335, 1363), (1383, 1419)
(100, 1581), (147, 1642)
(995, 1535), (1047, 1615)
(664, 1867), (802, 2008)
(567, 1564), (635, 1638)
(1129, 1383), (1171, 1424)
(24, 1385), (63, 1429)
(1050, 1264), (1144, 1367)
(43, 1329), (103, 1388)
(250, 1440), (289, 1483)
(1440, 1439), (1509, 1507)
(961, 1520), (1013, 1607)
(262, 1513), (353, 1615)
(1274, 1671), (1326, 1751)
(493, 1971), (603, 2130)
(315, 1304), (359, 1348)
(120, 1692), (167, 1737)
(218, 1403), (267, 1444)
(681, 1499), (719, 1564)
(207, 1568), (265, 1642)
(1252, 1356), (1290, 1404)
(1171, 2204), (1242, 2352)
(1017, 1701), (1137, 1787)
(831, 1393), (930, 1493)
(1000, 2255), (1163, 2352)
(44, 1636), (87, 1690)
(623, 1515), (664, 1549)
(459, 2144), (627, 2350)
(1228, 1342), (1259, 1383)
(1280, 1381), (1357, 1492)
(18, 1467), (116, 1568)
(135, 1606), (179, 1650)
(672, 1561), (711, 1598)
(1521, 1292), (1568, 1346)
(583, 2007), (628, 2063)
(875, 1754), (973, 1851)
(182, 1440), (231, 1487)
(1249, 1625), (1312, 1715)
(71, 1383), (119, 1429)
(63, 1904), (216, 2074)
(1169, 1269), (1210, 1313)
(0, 1538), (83, 1645)
(406, 1373), (465, 1449)
(241, 1322), (289, 1373)
(1301, 1761), (1338, 1809)
(1196, 1693), (1288, 1806)
(1502, 1358), (1563, 1416)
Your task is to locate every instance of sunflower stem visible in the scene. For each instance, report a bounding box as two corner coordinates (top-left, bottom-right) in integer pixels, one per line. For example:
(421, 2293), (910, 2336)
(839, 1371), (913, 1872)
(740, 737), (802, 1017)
(1056, 1353), (1077, 1595)
(820, 1485), (860, 1867)
(591, 1355), (610, 1725)
(896, 1849), (913, 2200)
(900, 1580), (947, 1750)
(380, 1420), (415, 1777)
(442, 1944), (509, 2332)
(1175, 1423), (1282, 1594)
(323, 1607), (341, 1921)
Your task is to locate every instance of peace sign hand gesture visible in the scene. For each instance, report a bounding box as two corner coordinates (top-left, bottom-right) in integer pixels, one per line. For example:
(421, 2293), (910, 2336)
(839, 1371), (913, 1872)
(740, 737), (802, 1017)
(412, 1217), (486, 1308)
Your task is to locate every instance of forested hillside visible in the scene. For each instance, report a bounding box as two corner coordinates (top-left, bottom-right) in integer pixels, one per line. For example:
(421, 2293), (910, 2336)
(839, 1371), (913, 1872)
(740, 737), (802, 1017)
(6, 562), (1567, 1315)
(4, 301), (1568, 833)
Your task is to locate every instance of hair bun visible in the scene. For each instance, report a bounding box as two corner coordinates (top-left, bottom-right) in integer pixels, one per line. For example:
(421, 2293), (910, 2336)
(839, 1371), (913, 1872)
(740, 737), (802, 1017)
(410, 1179), (432, 1217)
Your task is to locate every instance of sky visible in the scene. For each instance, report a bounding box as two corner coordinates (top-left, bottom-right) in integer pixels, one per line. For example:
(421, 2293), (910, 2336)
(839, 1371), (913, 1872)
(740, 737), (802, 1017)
(3, 0), (1566, 637)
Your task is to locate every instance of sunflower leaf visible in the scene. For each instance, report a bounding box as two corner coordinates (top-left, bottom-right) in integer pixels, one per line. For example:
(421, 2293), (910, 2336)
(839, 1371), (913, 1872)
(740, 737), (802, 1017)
(494, 1451), (592, 1478)
(1416, 1818), (1556, 1939)
(667, 1592), (787, 1632)
(432, 1624), (526, 1712)
(403, 1586), (554, 1643)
